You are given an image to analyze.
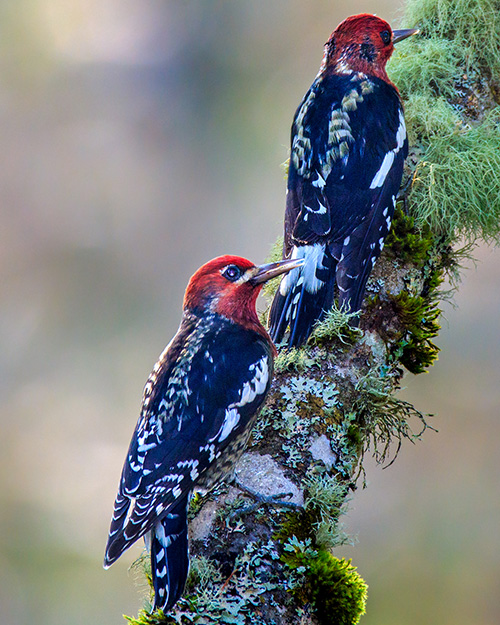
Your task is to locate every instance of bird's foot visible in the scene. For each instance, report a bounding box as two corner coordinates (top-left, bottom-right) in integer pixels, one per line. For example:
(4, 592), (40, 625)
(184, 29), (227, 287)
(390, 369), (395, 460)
(229, 478), (301, 519)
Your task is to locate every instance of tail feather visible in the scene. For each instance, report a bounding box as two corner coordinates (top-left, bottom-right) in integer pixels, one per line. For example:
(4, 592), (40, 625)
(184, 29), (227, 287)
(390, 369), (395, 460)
(336, 200), (395, 314)
(103, 492), (133, 568)
(150, 495), (190, 611)
(269, 244), (336, 347)
(104, 490), (159, 568)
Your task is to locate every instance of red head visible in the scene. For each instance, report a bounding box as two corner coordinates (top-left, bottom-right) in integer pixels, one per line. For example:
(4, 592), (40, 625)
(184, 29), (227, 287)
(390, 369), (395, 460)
(184, 255), (303, 338)
(322, 14), (418, 82)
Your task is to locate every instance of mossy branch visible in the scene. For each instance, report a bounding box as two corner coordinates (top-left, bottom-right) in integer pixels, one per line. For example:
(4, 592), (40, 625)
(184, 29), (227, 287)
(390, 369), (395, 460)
(125, 1), (500, 622)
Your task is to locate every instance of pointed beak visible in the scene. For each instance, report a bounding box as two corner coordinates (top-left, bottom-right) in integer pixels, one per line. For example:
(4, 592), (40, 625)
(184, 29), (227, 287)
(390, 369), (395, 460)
(249, 258), (305, 285)
(392, 28), (419, 44)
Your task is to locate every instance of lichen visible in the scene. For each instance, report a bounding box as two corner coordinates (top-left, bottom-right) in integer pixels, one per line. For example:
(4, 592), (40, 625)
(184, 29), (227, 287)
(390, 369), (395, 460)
(274, 347), (317, 373)
(355, 368), (432, 465)
(310, 305), (362, 345)
(403, 0), (500, 76)
(275, 470), (351, 551)
(388, 0), (500, 242)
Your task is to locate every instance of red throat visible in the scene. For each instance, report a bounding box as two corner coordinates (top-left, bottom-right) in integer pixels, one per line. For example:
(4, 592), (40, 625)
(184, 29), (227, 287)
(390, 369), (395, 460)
(215, 284), (274, 350)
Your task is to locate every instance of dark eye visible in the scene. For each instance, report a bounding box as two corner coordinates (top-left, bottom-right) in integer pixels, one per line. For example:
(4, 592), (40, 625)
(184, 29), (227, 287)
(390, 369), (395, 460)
(222, 264), (242, 282)
(380, 30), (391, 45)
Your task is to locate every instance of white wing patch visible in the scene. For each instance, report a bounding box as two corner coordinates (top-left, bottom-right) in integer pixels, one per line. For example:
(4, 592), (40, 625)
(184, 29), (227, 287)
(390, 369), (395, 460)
(216, 408), (241, 443)
(208, 356), (270, 444)
(369, 110), (406, 189)
(304, 198), (327, 215)
(312, 172), (326, 188)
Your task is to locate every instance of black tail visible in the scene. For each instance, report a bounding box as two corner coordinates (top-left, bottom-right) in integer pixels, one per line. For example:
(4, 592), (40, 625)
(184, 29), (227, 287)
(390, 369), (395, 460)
(336, 200), (395, 316)
(150, 495), (190, 612)
(269, 244), (336, 347)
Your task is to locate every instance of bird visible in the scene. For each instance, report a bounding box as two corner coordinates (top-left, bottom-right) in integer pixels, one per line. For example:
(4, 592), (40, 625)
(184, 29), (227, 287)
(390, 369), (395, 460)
(103, 254), (303, 612)
(269, 14), (418, 347)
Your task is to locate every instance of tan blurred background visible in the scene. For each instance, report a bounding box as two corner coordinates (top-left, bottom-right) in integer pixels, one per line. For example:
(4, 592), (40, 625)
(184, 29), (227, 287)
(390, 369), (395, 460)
(1, 2), (499, 624)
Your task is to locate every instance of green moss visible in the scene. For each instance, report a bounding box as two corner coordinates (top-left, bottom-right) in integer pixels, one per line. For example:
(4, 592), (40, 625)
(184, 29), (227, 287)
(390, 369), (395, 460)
(282, 540), (367, 625)
(386, 0), (500, 243)
(384, 205), (435, 266)
(188, 491), (204, 520)
(124, 609), (174, 625)
(390, 290), (441, 373)
(308, 554), (367, 625)
(311, 305), (362, 345)
(262, 236), (285, 301)
(274, 347), (316, 373)
(409, 110), (500, 240)
(403, 0), (500, 75)
(276, 507), (321, 547)
(275, 471), (350, 550)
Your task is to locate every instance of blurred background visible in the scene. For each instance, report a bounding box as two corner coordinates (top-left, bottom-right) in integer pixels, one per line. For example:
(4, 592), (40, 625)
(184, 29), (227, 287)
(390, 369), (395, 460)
(1, 1), (499, 624)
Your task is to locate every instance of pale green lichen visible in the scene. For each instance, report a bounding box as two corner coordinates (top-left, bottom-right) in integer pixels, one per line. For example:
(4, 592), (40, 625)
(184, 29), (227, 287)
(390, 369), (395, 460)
(409, 110), (500, 240)
(302, 472), (352, 550)
(274, 347), (317, 373)
(388, 0), (500, 242)
(311, 305), (362, 345)
(126, 539), (285, 625)
(404, 0), (500, 75)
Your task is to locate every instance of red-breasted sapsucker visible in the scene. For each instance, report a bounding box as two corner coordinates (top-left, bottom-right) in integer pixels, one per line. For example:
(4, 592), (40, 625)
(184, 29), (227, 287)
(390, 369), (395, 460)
(104, 255), (303, 612)
(269, 14), (418, 346)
